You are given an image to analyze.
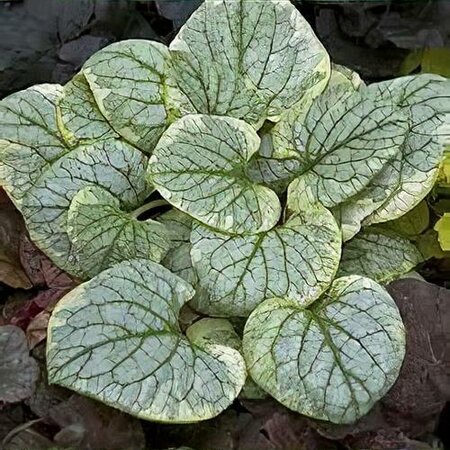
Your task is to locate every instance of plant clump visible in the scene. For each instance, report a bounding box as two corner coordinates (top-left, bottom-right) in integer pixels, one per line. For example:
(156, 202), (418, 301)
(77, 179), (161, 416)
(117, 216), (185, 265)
(0, 0), (449, 426)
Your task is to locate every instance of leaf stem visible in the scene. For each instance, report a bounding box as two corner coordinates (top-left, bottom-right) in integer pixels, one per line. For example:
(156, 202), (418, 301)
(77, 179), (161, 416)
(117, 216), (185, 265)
(132, 199), (169, 218)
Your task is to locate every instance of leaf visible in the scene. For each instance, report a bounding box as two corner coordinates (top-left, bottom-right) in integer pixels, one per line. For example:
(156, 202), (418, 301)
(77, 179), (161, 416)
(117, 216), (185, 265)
(57, 72), (117, 144)
(338, 229), (424, 284)
(169, 0), (330, 126)
(283, 88), (407, 209)
(363, 74), (450, 224)
(0, 325), (40, 404)
(247, 64), (363, 196)
(47, 259), (246, 422)
(148, 114), (281, 234)
(186, 318), (242, 351)
(82, 40), (175, 152)
(380, 200), (429, 239)
(243, 276), (406, 424)
(0, 84), (150, 277)
(157, 209), (197, 284)
(434, 213), (450, 251)
(67, 186), (171, 278)
(19, 234), (74, 289)
(190, 204), (341, 317)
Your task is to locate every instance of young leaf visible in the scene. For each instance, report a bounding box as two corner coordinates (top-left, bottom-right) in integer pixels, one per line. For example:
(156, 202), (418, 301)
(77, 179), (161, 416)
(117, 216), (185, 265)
(47, 259), (246, 423)
(67, 186), (171, 278)
(169, 0), (330, 126)
(363, 75), (450, 224)
(148, 114), (281, 234)
(243, 276), (406, 424)
(338, 229), (424, 284)
(190, 204), (341, 317)
(82, 40), (176, 152)
(282, 88), (408, 208)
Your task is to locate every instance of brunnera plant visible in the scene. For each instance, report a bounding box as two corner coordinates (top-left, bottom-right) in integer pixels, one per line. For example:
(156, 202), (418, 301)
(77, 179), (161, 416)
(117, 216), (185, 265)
(0, 0), (449, 425)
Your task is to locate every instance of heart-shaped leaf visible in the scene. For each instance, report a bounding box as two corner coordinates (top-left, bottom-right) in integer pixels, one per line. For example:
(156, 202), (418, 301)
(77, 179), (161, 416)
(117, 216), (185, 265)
(190, 204), (341, 317)
(338, 229), (423, 284)
(243, 276), (406, 424)
(82, 40), (176, 153)
(283, 88), (408, 208)
(67, 186), (171, 278)
(47, 259), (246, 423)
(169, 0), (330, 126)
(363, 75), (450, 224)
(335, 75), (449, 237)
(148, 114), (281, 234)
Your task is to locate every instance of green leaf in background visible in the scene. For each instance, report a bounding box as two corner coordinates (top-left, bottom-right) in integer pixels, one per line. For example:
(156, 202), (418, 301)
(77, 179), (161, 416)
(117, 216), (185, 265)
(243, 276), (406, 424)
(285, 88), (407, 208)
(0, 85), (150, 278)
(82, 40), (176, 153)
(148, 114), (281, 234)
(338, 229), (424, 284)
(401, 48), (450, 78)
(190, 204), (341, 317)
(434, 213), (450, 251)
(380, 200), (429, 239)
(67, 186), (171, 278)
(169, 0), (330, 127)
(47, 259), (246, 423)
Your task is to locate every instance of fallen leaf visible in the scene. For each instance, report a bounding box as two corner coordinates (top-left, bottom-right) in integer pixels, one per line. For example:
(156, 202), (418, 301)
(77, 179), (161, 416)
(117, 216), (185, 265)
(26, 311), (52, 350)
(384, 279), (450, 434)
(9, 288), (71, 331)
(0, 325), (39, 405)
(2, 426), (54, 450)
(239, 400), (337, 450)
(0, 196), (32, 289)
(49, 396), (145, 450)
(19, 234), (75, 289)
